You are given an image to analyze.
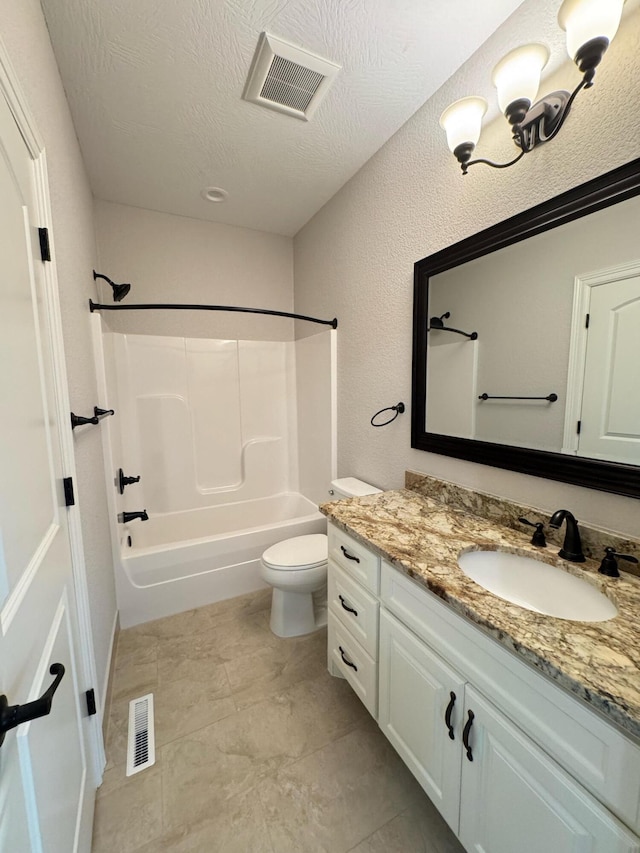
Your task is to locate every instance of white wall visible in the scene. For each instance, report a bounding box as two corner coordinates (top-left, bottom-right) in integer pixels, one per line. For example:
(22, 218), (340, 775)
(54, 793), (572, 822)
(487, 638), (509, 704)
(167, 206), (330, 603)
(294, 0), (640, 537)
(0, 1), (116, 702)
(94, 200), (295, 341)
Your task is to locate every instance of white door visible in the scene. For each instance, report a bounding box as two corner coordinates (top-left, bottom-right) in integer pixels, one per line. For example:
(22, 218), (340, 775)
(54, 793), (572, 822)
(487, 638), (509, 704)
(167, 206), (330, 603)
(459, 686), (640, 853)
(378, 610), (464, 834)
(578, 274), (640, 465)
(0, 86), (95, 849)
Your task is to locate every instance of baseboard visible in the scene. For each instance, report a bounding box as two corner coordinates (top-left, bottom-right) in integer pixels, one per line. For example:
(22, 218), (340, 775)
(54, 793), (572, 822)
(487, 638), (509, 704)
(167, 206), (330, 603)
(101, 609), (120, 738)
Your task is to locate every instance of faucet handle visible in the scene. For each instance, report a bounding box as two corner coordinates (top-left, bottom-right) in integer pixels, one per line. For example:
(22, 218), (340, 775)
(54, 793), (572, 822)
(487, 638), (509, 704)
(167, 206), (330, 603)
(598, 546), (639, 578)
(518, 517), (547, 548)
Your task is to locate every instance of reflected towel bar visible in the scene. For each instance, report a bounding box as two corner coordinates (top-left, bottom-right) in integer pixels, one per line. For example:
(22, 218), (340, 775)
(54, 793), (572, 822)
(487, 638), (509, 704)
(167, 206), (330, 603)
(89, 300), (338, 329)
(478, 393), (558, 402)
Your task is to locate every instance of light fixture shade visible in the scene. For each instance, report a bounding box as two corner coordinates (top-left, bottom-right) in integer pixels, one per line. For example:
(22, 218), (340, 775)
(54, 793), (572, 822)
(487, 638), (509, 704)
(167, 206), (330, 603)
(491, 44), (550, 114)
(439, 97), (487, 153)
(558, 0), (625, 60)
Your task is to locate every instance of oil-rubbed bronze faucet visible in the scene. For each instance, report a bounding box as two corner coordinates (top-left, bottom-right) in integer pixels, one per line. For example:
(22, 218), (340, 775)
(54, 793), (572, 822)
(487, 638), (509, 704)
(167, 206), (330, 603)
(549, 509), (585, 562)
(118, 510), (149, 523)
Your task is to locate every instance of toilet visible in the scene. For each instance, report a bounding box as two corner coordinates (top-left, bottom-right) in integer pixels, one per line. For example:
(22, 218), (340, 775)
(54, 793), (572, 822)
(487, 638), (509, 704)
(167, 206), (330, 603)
(260, 478), (382, 637)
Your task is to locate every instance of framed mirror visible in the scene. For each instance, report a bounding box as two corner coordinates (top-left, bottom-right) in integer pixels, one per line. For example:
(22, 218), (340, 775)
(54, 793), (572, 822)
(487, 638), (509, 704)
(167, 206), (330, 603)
(412, 157), (640, 499)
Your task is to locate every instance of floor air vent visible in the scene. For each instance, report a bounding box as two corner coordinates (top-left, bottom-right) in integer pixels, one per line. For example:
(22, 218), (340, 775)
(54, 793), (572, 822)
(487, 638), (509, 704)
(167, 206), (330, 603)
(243, 32), (340, 121)
(126, 693), (155, 776)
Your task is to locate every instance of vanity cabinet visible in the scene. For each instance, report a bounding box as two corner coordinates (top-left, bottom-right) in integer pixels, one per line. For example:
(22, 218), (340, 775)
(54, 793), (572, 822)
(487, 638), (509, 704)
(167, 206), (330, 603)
(458, 685), (639, 853)
(379, 608), (639, 852)
(327, 525), (380, 717)
(326, 521), (640, 852)
(378, 609), (464, 832)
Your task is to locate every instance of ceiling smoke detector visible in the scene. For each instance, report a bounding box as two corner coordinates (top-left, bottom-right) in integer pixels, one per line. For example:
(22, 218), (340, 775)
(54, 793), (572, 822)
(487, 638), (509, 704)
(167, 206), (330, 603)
(242, 32), (341, 121)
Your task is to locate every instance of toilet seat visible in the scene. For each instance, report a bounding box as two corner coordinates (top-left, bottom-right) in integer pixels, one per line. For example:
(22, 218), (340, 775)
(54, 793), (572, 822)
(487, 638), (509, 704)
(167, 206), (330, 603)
(262, 533), (327, 571)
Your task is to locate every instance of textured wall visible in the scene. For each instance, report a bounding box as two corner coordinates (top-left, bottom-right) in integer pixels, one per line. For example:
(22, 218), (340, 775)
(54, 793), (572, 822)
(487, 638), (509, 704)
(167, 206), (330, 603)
(294, 0), (640, 537)
(40, 0), (524, 235)
(94, 200), (294, 341)
(0, 1), (116, 702)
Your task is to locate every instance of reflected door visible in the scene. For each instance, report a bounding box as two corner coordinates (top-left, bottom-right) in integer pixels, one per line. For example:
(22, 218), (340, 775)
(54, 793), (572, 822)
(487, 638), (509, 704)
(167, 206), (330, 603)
(578, 275), (640, 465)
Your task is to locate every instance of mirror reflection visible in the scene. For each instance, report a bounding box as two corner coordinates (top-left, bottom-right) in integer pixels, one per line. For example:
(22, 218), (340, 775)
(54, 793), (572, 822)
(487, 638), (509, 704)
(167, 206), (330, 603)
(425, 193), (640, 466)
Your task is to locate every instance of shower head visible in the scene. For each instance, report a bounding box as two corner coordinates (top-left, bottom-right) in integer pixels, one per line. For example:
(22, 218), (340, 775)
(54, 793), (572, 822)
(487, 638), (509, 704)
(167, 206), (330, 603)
(112, 281), (131, 302)
(428, 311), (450, 329)
(93, 270), (131, 302)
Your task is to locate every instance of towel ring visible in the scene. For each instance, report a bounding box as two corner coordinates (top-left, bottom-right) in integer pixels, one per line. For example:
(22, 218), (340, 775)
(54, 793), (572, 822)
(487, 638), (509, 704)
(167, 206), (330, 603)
(371, 402), (405, 427)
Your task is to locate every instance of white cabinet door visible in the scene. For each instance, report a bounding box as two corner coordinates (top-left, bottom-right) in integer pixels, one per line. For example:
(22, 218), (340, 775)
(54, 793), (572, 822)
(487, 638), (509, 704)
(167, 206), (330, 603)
(459, 686), (640, 853)
(378, 610), (465, 834)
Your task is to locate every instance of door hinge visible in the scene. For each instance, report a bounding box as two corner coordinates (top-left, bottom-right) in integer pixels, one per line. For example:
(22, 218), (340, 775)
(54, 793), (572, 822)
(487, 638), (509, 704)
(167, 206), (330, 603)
(38, 227), (51, 262)
(577, 420), (582, 435)
(63, 476), (75, 507)
(85, 689), (97, 716)
(585, 313), (590, 329)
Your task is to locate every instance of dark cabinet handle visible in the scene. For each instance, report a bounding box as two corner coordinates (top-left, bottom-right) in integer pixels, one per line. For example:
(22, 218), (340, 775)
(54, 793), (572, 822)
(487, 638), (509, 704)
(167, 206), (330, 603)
(0, 664), (65, 748)
(338, 646), (358, 671)
(444, 691), (456, 740)
(340, 546), (360, 563)
(338, 595), (358, 617)
(462, 709), (475, 762)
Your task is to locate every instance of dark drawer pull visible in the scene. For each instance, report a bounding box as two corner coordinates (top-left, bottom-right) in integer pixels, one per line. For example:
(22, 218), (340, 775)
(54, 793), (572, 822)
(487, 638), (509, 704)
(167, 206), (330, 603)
(340, 545), (360, 563)
(462, 710), (475, 762)
(444, 691), (456, 740)
(339, 595), (358, 617)
(338, 645), (358, 671)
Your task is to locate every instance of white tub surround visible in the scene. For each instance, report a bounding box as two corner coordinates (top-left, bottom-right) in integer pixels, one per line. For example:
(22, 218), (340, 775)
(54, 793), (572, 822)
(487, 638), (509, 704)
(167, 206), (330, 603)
(92, 319), (335, 626)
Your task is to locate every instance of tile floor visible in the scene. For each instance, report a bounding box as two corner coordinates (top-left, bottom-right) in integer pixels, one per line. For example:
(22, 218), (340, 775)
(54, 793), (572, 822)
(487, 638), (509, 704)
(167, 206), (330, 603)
(93, 589), (465, 853)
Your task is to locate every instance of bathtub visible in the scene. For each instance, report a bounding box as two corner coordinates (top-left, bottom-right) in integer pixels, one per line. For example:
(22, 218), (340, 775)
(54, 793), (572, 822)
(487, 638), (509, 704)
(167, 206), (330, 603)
(115, 492), (325, 627)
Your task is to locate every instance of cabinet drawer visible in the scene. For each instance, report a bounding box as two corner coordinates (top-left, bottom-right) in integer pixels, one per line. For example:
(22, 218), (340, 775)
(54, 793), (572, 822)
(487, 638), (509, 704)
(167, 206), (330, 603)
(328, 523), (380, 593)
(381, 560), (640, 833)
(328, 563), (379, 658)
(328, 613), (377, 718)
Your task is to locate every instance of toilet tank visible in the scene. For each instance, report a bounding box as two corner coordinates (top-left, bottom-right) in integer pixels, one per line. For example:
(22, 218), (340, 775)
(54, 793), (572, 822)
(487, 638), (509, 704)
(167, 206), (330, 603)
(330, 477), (382, 499)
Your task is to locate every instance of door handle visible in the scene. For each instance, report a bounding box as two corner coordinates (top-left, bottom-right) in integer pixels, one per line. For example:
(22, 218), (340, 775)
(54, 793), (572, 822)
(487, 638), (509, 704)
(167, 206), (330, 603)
(462, 709), (475, 762)
(444, 691), (456, 740)
(0, 663), (65, 748)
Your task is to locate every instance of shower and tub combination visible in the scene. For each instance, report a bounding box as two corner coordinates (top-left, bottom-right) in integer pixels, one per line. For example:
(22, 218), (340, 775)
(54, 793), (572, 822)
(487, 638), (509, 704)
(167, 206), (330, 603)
(91, 315), (339, 628)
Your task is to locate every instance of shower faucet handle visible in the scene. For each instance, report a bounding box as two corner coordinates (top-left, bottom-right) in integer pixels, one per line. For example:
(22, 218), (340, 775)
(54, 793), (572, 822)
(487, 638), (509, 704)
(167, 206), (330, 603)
(118, 468), (141, 494)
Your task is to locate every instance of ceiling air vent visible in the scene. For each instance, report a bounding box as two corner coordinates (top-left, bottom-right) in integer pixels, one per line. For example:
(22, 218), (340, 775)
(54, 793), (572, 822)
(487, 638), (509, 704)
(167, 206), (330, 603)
(243, 32), (340, 121)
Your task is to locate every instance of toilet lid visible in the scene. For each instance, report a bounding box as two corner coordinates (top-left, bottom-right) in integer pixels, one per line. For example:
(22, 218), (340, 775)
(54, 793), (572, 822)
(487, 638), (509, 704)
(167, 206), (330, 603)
(262, 534), (328, 571)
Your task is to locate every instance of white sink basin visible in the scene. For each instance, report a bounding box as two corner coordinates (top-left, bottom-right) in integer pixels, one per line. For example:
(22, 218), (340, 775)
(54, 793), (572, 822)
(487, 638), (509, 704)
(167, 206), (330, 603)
(457, 550), (617, 622)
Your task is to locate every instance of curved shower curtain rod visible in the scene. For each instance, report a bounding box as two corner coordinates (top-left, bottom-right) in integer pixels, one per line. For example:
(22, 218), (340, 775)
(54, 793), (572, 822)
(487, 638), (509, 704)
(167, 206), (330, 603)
(89, 300), (338, 329)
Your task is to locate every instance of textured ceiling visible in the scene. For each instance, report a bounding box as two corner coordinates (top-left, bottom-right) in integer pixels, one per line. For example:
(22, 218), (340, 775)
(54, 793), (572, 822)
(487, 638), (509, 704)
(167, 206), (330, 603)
(41, 0), (525, 236)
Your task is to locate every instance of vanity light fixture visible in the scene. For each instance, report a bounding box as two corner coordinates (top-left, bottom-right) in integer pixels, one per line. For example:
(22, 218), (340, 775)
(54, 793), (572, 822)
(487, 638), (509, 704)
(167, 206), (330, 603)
(440, 0), (625, 174)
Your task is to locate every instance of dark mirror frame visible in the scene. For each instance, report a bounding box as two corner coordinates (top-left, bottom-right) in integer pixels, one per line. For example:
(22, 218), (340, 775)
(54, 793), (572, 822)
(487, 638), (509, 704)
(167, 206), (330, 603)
(412, 157), (640, 500)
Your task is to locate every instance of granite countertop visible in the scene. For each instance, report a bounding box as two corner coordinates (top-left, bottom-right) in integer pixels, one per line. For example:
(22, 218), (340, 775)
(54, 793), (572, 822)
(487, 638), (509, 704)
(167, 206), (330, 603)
(321, 488), (640, 740)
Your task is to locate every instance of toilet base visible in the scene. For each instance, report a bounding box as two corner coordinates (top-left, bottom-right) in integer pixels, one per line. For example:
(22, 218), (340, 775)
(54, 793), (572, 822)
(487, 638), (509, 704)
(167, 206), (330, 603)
(269, 587), (326, 638)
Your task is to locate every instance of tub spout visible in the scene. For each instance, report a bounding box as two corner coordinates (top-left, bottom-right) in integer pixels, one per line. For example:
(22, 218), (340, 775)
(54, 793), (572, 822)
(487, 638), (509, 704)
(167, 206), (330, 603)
(118, 510), (149, 523)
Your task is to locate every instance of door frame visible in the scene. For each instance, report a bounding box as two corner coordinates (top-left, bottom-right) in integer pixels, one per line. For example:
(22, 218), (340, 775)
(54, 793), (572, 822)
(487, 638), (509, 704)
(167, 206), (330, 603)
(562, 259), (640, 456)
(0, 35), (105, 782)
